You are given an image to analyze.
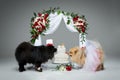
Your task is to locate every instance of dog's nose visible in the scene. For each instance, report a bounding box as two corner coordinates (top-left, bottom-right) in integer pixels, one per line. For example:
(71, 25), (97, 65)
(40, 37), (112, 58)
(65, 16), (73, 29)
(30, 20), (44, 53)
(69, 54), (72, 57)
(54, 48), (57, 52)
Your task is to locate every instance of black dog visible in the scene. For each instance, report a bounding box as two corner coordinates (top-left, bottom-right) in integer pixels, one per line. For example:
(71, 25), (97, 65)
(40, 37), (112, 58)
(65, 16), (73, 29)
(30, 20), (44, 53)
(15, 42), (57, 72)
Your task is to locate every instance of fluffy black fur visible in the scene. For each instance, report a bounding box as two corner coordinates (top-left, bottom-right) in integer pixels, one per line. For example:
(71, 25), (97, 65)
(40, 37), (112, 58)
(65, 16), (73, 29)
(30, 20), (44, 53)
(15, 42), (57, 72)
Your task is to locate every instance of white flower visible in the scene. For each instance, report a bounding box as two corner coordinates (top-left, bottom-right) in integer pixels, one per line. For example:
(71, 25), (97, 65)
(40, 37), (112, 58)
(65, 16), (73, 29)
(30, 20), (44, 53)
(33, 17), (40, 23)
(59, 66), (66, 71)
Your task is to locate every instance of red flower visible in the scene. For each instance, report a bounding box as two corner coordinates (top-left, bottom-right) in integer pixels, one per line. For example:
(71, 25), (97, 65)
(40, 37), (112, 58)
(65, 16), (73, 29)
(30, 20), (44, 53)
(46, 43), (53, 46)
(31, 35), (35, 39)
(37, 18), (43, 22)
(37, 18), (40, 22)
(80, 25), (84, 28)
(32, 26), (35, 28)
(37, 28), (42, 32)
(66, 66), (72, 71)
(38, 13), (42, 17)
(76, 25), (81, 28)
(32, 22), (39, 28)
(40, 23), (45, 30)
(78, 20), (83, 23)
(32, 34), (37, 39)
(44, 14), (49, 21)
(82, 27), (85, 32)
(83, 22), (86, 26)
(73, 16), (79, 22)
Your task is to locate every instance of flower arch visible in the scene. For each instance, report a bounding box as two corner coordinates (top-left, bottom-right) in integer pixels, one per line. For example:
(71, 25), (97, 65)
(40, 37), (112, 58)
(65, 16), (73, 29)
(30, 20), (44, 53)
(30, 8), (88, 47)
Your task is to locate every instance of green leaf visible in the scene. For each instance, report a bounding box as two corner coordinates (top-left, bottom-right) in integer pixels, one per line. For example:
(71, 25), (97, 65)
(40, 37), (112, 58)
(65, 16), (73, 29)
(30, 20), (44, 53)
(30, 30), (35, 35)
(46, 23), (49, 28)
(66, 12), (70, 16)
(46, 10), (51, 14)
(31, 17), (34, 22)
(33, 12), (37, 17)
(71, 12), (76, 18)
(31, 39), (35, 44)
(67, 20), (70, 24)
(57, 10), (61, 15)
(30, 30), (33, 34)
(71, 12), (73, 15)
(42, 9), (46, 14)
(62, 11), (65, 15)
(50, 10), (53, 13)
(41, 33), (45, 36)
(30, 29), (37, 35)
(30, 23), (33, 27)
(53, 7), (56, 10)
(67, 17), (70, 19)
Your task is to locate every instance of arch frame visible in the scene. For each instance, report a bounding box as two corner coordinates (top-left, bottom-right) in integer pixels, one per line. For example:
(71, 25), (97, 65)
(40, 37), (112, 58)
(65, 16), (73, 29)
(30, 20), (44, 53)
(30, 8), (88, 47)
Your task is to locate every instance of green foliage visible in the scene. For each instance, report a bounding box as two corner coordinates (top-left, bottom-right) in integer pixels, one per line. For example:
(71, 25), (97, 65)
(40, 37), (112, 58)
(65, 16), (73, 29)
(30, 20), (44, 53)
(31, 38), (35, 44)
(33, 12), (37, 17)
(57, 10), (61, 15)
(31, 17), (34, 22)
(67, 19), (70, 24)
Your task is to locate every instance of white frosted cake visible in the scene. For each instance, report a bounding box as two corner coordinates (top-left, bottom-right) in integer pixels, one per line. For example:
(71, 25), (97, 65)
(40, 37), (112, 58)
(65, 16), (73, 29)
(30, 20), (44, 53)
(53, 44), (69, 63)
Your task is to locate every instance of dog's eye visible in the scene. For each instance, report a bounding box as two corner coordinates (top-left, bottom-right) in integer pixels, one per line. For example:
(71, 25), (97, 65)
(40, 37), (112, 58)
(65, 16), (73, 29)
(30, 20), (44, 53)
(70, 52), (72, 53)
(69, 54), (72, 57)
(69, 52), (72, 57)
(69, 52), (72, 54)
(75, 50), (78, 53)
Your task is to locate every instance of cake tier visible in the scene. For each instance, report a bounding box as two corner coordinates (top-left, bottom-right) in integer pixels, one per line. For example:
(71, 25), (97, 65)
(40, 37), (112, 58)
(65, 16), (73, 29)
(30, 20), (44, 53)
(53, 53), (69, 64)
(54, 59), (69, 64)
(57, 45), (66, 53)
(53, 44), (69, 64)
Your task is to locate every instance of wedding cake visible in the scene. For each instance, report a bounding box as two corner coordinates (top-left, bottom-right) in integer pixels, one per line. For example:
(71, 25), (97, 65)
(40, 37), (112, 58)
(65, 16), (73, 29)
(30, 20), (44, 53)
(53, 44), (69, 63)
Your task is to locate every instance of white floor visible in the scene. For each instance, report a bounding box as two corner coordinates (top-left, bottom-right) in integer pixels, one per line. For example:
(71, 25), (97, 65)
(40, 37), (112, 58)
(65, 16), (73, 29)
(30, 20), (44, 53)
(0, 59), (120, 80)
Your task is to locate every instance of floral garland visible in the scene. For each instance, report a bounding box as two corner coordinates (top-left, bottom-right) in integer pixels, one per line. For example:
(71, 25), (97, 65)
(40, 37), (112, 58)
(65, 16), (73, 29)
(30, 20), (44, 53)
(30, 12), (50, 44)
(30, 7), (88, 44)
(56, 64), (72, 71)
(30, 8), (60, 44)
(72, 15), (88, 43)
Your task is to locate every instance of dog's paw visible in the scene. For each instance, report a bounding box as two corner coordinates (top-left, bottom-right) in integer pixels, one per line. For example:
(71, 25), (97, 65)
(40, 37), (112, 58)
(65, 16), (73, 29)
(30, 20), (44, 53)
(35, 67), (42, 72)
(96, 63), (104, 71)
(19, 68), (26, 72)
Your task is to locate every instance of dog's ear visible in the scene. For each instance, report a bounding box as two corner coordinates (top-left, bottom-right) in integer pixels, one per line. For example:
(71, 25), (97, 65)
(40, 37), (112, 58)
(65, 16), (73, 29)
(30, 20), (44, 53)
(79, 48), (86, 66)
(74, 49), (78, 54)
(47, 45), (57, 53)
(80, 47), (86, 58)
(80, 51), (86, 59)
